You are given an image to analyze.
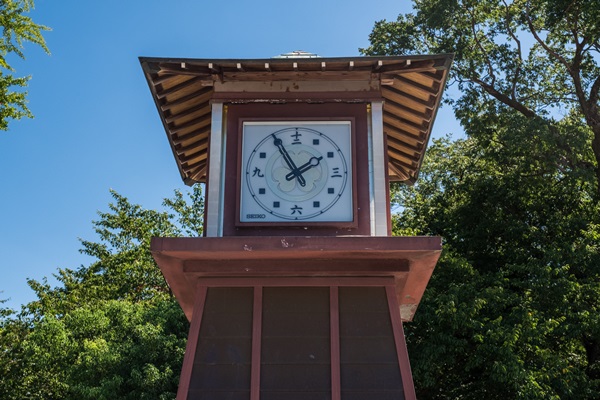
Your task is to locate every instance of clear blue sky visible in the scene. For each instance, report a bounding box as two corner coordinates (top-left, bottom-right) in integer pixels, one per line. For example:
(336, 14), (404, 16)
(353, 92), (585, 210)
(0, 1), (460, 309)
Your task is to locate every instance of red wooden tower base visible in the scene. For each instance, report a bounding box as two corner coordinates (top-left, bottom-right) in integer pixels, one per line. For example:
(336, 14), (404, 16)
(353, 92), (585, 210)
(152, 236), (441, 400)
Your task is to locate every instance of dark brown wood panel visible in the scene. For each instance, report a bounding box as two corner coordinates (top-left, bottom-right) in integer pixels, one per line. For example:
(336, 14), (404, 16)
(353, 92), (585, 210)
(187, 390), (250, 400)
(188, 287), (253, 400)
(188, 364), (251, 391)
(260, 287), (331, 399)
(339, 287), (404, 399)
(261, 337), (330, 363)
(340, 337), (399, 364)
(194, 337), (252, 364)
(341, 391), (406, 400)
(260, 364), (331, 390)
(340, 364), (404, 390)
(260, 392), (331, 400)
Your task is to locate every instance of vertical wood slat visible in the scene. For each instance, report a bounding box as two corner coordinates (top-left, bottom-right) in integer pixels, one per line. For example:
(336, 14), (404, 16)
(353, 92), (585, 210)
(250, 286), (263, 400)
(330, 286), (341, 400)
(177, 285), (208, 400)
(386, 285), (417, 400)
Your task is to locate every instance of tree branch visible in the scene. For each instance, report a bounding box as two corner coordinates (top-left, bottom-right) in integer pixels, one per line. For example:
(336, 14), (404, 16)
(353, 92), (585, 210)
(564, 1), (581, 47)
(524, 2), (570, 70)
(466, 6), (496, 86)
(588, 75), (600, 115)
(501, 0), (523, 102)
(473, 77), (537, 119)
(525, 1), (592, 127)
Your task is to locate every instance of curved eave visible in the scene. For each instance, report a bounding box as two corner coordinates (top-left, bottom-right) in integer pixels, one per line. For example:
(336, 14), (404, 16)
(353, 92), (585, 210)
(140, 54), (453, 185)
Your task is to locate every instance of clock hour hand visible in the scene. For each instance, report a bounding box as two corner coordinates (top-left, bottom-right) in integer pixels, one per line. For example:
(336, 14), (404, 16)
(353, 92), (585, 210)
(285, 156), (323, 181)
(272, 134), (306, 187)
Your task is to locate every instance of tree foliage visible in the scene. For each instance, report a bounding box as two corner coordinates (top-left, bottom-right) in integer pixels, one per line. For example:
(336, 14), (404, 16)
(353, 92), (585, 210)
(396, 130), (600, 398)
(362, 0), (600, 193)
(0, 0), (49, 130)
(0, 185), (204, 399)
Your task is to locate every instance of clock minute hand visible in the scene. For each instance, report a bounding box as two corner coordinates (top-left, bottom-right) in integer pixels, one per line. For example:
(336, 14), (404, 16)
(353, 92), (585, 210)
(272, 134), (306, 187)
(285, 156), (323, 181)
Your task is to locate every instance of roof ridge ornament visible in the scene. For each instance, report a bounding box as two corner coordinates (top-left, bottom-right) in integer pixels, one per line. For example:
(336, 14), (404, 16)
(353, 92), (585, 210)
(272, 50), (321, 59)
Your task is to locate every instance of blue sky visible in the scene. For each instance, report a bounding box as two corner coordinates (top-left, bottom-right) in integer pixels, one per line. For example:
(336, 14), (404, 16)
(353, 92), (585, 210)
(1, 1), (460, 309)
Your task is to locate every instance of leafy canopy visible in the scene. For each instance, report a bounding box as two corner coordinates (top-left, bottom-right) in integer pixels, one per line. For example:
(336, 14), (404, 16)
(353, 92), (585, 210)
(0, 185), (204, 399)
(0, 0), (49, 130)
(362, 0), (600, 194)
(395, 126), (600, 398)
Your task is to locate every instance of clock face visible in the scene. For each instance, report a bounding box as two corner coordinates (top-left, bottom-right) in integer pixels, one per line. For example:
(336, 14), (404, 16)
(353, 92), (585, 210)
(239, 121), (353, 223)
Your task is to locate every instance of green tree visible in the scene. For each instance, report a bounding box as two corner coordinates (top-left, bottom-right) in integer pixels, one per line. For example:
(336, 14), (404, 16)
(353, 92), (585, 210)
(0, 0), (49, 130)
(362, 0), (600, 193)
(392, 121), (600, 398)
(0, 185), (204, 399)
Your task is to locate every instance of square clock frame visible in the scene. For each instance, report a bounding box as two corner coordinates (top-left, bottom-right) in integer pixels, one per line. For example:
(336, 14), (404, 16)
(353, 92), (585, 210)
(222, 103), (375, 237)
(239, 121), (354, 224)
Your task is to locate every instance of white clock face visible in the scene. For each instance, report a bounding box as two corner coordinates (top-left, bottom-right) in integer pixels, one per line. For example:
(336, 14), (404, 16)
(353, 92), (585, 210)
(240, 121), (353, 223)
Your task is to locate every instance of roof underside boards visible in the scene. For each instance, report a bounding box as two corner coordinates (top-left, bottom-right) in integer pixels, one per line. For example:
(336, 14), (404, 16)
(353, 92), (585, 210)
(140, 54), (453, 185)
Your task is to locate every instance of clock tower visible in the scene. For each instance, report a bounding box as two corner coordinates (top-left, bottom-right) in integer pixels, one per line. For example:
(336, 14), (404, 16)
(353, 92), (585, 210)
(141, 51), (452, 400)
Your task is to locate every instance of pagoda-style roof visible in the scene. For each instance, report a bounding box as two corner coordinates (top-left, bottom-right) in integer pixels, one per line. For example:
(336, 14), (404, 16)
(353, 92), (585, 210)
(140, 54), (453, 184)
